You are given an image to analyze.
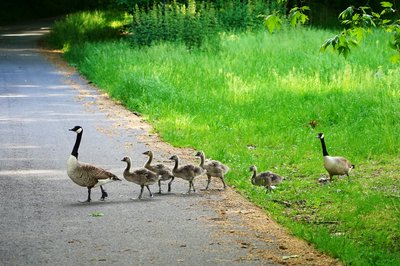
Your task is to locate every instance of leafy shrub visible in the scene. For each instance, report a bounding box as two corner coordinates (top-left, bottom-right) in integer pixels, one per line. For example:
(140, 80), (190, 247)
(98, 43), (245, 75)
(129, 0), (220, 50)
(46, 11), (122, 49)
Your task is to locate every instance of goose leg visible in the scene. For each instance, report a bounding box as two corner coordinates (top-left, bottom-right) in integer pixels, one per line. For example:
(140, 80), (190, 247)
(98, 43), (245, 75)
(167, 177), (174, 192)
(100, 185), (108, 201)
(146, 185), (153, 197)
(157, 180), (162, 194)
(138, 185), (144, 199)
(80, 187), (91, 203)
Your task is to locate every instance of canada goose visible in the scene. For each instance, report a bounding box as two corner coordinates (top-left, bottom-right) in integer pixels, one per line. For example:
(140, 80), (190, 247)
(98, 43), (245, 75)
(316, 132), (355, 182)
(67, 126), (121, 203)
(143, 150), (174, 194)
(169, 155), (204, 193)
(121, 156), (159, 199)
(195, 151), (229, 190)
(249, 165), (282, 192)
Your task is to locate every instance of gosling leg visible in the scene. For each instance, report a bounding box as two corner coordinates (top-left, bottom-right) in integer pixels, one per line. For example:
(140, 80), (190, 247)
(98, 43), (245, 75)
(191, 180), (196, 193)
(220, 176), (227, 189)
(167, 177), (174, 192)
(146, 185), (153, 197)
(157, 180), (162, 194)
(204, 174), (211, 190)
(138, 185), (144, 199)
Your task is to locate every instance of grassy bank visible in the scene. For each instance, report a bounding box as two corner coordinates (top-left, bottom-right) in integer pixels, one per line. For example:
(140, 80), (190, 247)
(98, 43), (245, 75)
(47, 11), (400, 265)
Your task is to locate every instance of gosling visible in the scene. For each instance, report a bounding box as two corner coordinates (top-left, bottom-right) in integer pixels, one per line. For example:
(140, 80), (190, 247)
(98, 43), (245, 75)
(169, 155), (204, 194)
(249, 165), (282, 192)
(121, 156), (159, 199)
(143, 150), (174, 194)
(195, 151), (229, 190)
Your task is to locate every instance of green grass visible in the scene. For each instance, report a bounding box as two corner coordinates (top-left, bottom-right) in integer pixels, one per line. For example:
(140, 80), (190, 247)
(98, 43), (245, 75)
(48, 11), (400, 265)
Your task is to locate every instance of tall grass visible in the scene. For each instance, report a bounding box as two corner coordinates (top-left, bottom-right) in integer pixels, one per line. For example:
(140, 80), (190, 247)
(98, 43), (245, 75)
(52, 11), (400, 265)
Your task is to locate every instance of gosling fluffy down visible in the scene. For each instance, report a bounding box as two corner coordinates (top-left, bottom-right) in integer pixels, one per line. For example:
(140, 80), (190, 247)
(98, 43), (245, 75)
(142, 150), (174, 194)
(249, 165), (282, 192)
(122, 156), (159, 199)
(195, 151), (229, 190)
(169, 155), (204, 193)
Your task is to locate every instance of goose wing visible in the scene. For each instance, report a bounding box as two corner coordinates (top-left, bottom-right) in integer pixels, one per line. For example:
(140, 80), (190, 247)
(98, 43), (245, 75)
(79, 161), (119, 180)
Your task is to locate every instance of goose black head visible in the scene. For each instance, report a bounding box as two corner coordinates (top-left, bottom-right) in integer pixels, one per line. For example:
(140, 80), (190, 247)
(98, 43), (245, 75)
(69, 126), (83, 134)
(316, 132), (324, 139)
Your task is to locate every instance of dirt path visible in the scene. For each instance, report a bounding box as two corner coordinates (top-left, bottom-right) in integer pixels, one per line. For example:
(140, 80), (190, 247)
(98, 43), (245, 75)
(0, 19), (340, 265)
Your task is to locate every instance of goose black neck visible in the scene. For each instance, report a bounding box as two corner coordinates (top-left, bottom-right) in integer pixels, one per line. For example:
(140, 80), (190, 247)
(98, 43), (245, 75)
(319, 137), (329, 156)
(71, 131), (82, 158)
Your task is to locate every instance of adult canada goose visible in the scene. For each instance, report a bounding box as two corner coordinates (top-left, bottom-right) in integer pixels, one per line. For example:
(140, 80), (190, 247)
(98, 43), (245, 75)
(316, 132), (355, 182)
(67, 126), (121, 203)
(195, 151), (229, 190)
(169, 155), (204, 194)
(121, 156), (159, 199)
(142, 150), (174, 194)
(249, 165), (282, 192)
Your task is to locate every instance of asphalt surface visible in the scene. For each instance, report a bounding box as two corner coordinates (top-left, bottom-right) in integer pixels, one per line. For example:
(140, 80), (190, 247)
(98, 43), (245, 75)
(0, 19), (282, 265)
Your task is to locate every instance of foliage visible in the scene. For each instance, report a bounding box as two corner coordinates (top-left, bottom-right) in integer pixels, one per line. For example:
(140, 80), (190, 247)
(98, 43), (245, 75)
(45, 11), (126, 49)
(262, 4), (310, 33)
(129, 0), (220, 49)
(321, 1), (400, 62)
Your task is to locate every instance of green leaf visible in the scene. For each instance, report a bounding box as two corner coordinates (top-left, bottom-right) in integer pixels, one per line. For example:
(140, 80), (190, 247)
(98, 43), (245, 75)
(264, 14), (282, 34)
(89, 211), (104, 217)
(381, 1), (393, 8)
(339, 6), (354, 20)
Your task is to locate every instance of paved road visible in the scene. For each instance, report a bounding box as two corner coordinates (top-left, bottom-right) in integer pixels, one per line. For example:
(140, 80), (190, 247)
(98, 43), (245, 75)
(0, 19), (279, 266)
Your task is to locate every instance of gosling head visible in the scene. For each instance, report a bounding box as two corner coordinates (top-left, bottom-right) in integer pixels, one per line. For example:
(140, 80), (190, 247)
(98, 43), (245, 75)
(316, 132), (324, 139)
(142, 150), (153, 156)
(249, 165), (257, 172)
(194, 151), (204, 157)
(169, 155), (179, 161)
(69, 125), (83, 134)
(121, 156), (131, 163)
